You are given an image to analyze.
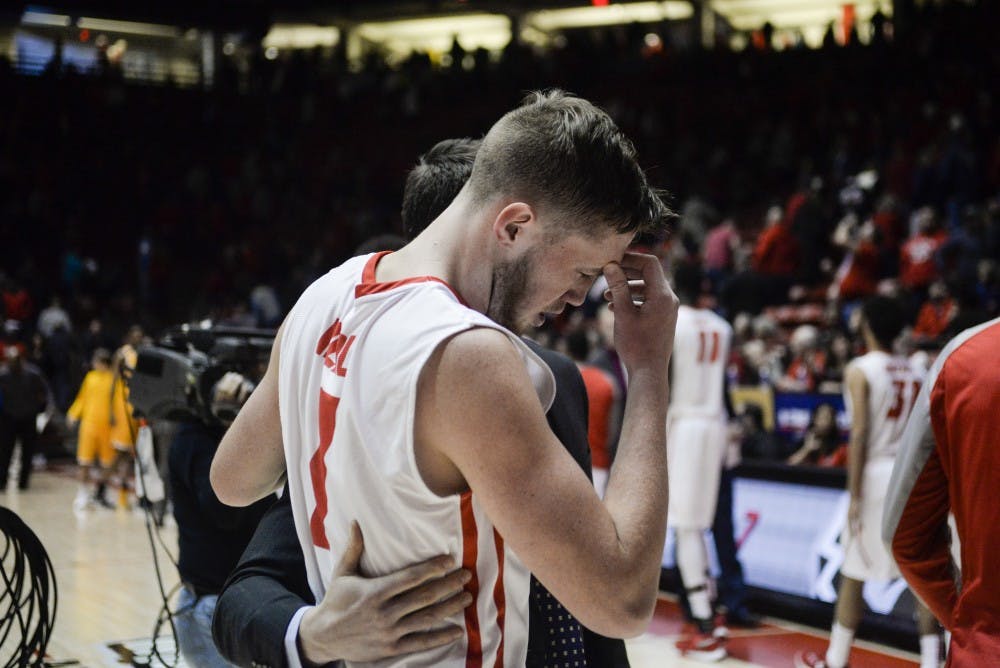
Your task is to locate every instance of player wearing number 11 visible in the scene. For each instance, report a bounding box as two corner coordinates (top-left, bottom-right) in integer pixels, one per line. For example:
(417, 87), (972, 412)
(796, 296), (940, 668)
(666, 265), (733, 661)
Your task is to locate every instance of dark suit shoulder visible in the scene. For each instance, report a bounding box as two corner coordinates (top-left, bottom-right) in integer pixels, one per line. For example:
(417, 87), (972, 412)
(523, 338), (591, 476)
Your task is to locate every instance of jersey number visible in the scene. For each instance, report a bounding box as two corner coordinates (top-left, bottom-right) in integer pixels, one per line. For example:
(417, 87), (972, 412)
(887, 380), (920, 420)
(309, 320), (355, 549)
(698, 331), (720, 364)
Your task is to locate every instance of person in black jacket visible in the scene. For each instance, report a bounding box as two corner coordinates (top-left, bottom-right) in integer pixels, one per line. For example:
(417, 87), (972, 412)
(212, 137), (631, 667)
(169, 415), (274, 668)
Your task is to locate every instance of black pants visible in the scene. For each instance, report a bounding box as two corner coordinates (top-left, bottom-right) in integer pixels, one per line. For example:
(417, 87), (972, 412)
(0, 416), (38, 489)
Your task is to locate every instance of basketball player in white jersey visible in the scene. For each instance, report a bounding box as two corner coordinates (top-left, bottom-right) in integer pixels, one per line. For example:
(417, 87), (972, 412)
(667, 264), (733, 661)
(797, 296), (940, 668)
(211, 90), (678, 666)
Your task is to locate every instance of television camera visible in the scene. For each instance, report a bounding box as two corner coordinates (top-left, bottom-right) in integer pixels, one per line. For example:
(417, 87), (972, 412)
(127, 325), (275, 426)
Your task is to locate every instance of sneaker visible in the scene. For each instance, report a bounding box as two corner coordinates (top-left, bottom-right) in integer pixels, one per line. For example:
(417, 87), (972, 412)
(794, 651), (846, 668)
(676, 631), (727, 662)
(93, 492), (115, 509)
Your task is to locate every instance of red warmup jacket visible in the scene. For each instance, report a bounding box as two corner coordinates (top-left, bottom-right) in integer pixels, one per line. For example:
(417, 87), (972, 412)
(883, 317), (1000, 666)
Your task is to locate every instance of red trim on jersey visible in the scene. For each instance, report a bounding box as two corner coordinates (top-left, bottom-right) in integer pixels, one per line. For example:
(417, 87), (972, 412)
(354, 251), (468, 305)
(461, 493), (483, 667)
(491, 529), (506, 668)
(309, 390), (339, 549)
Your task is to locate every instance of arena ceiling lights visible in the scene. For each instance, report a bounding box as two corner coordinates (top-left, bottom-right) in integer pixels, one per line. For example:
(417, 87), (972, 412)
(524, 2), (694, 33)
(75, 17), (180, 39)
(263, 24), (341, 50)
(20, 9), (183, 39)
(20, 10), (71, 28)
(353, 14), (512, 59)
(709, 0), (891, 47)
(285, 3), (696, 58)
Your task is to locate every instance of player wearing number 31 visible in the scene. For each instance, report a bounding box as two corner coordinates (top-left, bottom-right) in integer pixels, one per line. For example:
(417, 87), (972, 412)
(796, 296), (940, 668)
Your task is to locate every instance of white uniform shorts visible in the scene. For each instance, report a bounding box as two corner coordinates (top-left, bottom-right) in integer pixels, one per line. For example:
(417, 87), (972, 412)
(667, 415), (727, 530)
(841, 458), (900, 581)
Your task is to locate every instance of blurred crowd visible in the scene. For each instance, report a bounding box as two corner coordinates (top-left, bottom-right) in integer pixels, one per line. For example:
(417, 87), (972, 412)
(1, 0), (996, 466)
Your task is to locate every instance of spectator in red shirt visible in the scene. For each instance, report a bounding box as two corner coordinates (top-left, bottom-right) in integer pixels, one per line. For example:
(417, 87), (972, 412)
(749, 205), (801, 309)
(829, 215), (880, 303)
(913, 280), (958, 341)
(899, 207), (948, 293)
(1, 279), (34, 324)
(776, 325), (827, 393)
(752, 205), (800, 278)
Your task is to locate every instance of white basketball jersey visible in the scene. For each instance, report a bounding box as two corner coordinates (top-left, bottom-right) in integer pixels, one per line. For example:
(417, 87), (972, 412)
(278, 252), (555, 668)
(845, 351), (924, 462)
(669, 305), (733, 419)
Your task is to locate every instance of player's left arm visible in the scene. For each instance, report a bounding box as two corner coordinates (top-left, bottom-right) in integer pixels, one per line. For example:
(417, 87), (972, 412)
(844, 365), (869, 533)
(211, 321), (288, 506)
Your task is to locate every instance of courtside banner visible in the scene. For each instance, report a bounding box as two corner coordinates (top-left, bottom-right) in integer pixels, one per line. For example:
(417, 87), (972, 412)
(732, 476), (915, 619)
(662, 473), (918, 624)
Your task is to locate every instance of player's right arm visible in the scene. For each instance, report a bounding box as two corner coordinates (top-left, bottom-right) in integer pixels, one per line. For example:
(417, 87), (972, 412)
(416, 252), (677, 638)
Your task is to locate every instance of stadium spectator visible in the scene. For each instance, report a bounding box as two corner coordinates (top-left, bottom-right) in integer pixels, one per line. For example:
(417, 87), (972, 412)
(37, 296), (72, 339)
(737, 404), (786, 462)
(787, 403), (845, 467)
(899, 208), (948, 295)
(702, 218), (739, 293)
(829, 216), (879, 304)
(776, 325), (827, 393)
(912, 280), (958, 342)
(1, 278), (34, 326)
(751, 205), (800, 306)
(0, 348), (48, 490)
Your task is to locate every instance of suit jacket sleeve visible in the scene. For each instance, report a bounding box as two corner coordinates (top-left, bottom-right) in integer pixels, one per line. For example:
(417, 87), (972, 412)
(526, 340), (631, 667)
(213, 492), (316, 668)
(528, 342), (593, 478)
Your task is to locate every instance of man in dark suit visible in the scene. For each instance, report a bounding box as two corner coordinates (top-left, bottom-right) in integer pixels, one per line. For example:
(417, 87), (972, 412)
(212, 138), (630, 667)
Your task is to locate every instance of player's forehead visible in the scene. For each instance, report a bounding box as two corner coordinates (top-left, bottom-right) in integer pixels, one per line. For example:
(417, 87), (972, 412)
(547, 228), (632, 269)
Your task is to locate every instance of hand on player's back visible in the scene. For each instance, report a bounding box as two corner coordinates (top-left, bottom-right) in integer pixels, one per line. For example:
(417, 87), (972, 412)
(299, 521), (473, 664)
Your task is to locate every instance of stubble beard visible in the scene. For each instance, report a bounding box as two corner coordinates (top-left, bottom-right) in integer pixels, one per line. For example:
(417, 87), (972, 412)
(486, 250), (534, 334)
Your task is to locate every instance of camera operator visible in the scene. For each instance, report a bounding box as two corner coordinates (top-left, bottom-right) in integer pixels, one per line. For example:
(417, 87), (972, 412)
(168, 371), (274, 667)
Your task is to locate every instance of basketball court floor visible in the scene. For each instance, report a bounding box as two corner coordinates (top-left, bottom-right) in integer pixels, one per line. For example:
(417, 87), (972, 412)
(2, 468), (921, 667)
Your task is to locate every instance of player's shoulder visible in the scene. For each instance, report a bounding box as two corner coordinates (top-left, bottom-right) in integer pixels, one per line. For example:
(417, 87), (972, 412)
(844, 357), (869, 382)
(439, 326), (518, 361)
(931, 316), (1000, 385)
(423, 328), (531, 401)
